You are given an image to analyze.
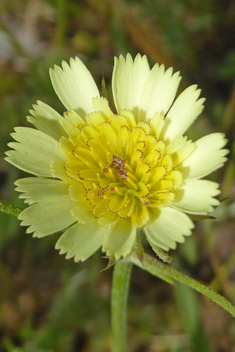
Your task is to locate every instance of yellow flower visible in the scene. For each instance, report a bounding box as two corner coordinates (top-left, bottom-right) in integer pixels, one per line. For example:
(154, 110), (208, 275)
(6, 54), (228, 261)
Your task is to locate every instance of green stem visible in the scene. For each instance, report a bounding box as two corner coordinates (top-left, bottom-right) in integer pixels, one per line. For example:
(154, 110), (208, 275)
(129, 252), (235, 318)
(111, 261), (132, 352)
(0, 199), (21, 217)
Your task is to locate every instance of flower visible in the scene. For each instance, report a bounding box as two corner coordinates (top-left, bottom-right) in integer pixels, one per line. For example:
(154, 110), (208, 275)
(6, 54), (228, 262)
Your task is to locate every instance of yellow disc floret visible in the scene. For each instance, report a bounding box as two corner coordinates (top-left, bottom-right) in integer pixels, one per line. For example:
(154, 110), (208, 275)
(54, 108), (193, 229)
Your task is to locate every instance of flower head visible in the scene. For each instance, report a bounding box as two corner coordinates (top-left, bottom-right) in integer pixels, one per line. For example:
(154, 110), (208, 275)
(6, 54), (228, 261)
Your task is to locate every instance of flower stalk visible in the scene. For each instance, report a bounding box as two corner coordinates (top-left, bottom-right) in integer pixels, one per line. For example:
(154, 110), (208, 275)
(128, 252), (235, 317)
(111, 261), (132, 352)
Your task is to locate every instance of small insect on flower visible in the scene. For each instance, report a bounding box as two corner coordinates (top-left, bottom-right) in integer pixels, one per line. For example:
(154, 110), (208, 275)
(6, 54), (228, 262)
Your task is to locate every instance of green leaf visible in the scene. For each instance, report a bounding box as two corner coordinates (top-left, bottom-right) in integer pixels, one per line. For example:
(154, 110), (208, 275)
(0, 199), (21, 217)
(175, 282), (211, 352)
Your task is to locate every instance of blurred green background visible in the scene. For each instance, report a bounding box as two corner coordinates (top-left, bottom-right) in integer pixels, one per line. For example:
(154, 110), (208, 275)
(0, 0), (235, 351)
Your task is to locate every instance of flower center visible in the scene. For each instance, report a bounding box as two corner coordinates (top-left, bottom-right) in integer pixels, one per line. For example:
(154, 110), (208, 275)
(58, 109), (183, 228)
